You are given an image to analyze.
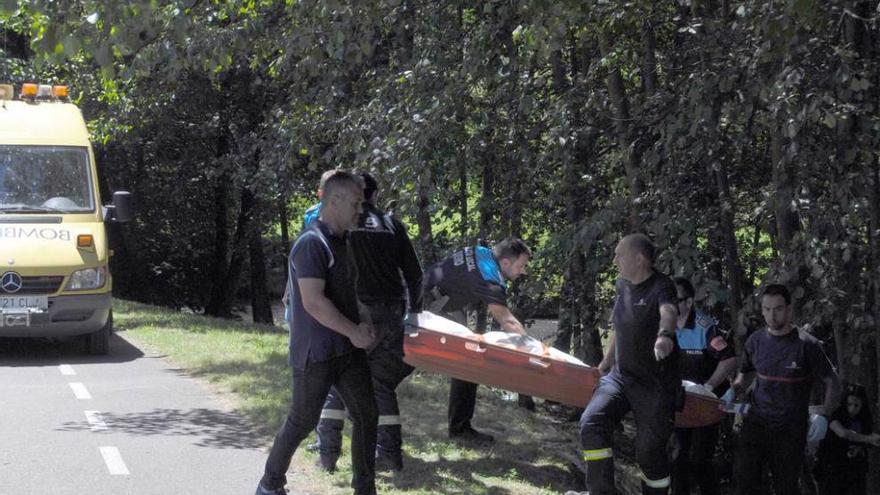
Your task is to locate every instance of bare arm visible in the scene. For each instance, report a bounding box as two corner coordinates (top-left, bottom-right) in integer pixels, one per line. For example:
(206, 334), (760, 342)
(731, 371), (755, 397)
(654, 302), (678, 360)
(705, 357), (737, 390)
(829, 420), (880, 445)
(487, 303), (526, 335)
(299, 278), (374, 349)
(598, 332), (616, 374)
(658, 302), (678, 334)
(819, 374), (841, 417)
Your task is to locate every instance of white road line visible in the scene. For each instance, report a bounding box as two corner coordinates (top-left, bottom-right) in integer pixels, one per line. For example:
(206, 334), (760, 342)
(69, 382), (92, 400)
(99, 446), (130, 475)
(58, 364), (76, 376)
(84, 410), (108, 431)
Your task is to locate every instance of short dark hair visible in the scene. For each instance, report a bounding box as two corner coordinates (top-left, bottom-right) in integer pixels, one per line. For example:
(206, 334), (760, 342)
(357, 171), (378, 202)
(674, 277), (695, 299)
(625, 233), (656, 263)
(761, 284), (791, 305)
(322, 170), (362, 200)
(493, 237), (531, 261)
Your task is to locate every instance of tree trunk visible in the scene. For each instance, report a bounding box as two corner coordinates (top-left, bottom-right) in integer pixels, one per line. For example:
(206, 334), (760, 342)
(641, 18), (657, 96)
(770, 130), (799, 253)
(601, 33), (642, 230)
(248, 204), (274, 325)
(205, 172), (231, 315)
(416, 162), (435, 264)
(458, 160), (468, 239)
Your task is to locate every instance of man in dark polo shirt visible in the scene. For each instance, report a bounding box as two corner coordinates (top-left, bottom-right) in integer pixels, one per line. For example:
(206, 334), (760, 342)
(575, 233), (680, 495)
(731, 284), (840, 495)
(422, 238), (531, 442)
(256, 171), (378, 495)
(314, 171), (423, 472)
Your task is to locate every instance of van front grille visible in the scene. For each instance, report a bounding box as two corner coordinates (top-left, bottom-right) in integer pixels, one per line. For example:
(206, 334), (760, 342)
(2, 276), (65, 294)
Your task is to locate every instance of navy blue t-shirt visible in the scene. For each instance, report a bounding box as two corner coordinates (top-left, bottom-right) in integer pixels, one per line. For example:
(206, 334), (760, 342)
(423, 246), (507, 313)
(740, 328), (836, 426)
(676, 310), (735, 387)
(286, 220), (359, 370)
(612, 270), (679, 385)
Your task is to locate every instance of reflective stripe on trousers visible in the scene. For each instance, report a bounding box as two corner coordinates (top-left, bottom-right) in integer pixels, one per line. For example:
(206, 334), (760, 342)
(583, 448), (613, 461)
(641, 473), (671, 489)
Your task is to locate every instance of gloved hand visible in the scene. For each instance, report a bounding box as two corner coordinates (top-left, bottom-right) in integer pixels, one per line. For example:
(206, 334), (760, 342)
(807, 414), (829, 443)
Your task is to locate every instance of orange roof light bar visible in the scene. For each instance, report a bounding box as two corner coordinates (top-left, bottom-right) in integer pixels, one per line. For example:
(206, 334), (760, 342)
(53, 85), (69, 98)
(77, 234), (94, 248)
(21, 83), (38, 98)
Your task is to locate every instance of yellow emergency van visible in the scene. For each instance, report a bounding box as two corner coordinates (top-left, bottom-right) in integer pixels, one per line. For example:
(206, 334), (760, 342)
(0, 83), (131, 354)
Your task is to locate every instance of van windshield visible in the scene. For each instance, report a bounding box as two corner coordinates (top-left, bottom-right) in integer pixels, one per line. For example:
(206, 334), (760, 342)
(0, 145), (94, 213)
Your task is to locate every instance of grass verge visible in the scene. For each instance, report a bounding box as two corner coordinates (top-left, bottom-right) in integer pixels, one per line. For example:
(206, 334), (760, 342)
(114, 299), (582, 495)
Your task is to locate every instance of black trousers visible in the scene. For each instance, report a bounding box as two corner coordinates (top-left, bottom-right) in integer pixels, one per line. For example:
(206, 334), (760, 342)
(672, 424), (720, 495)
(260, 351), (377, 494)
(317, 302), (413, 456)
(733, 417), (808, 495)
(439, 308), (483, 434)
(579, 371), (676, 495)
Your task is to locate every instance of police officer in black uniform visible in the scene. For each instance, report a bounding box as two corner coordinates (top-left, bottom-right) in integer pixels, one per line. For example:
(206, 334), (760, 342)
(314, 171), (423, 471)
(422, 238), (531, 442)
(576, 233), (680, 495)
(671, 277), (736, 495)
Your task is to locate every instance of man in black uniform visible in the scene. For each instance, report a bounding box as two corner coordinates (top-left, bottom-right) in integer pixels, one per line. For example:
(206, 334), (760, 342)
(255, 171), (378, 495)
(314, 171), (423, 471)
(576, 233), (680, 495)
(731, 284), (839, 495)
(671, 277), (736, 495)
(423, 238), (531, 442)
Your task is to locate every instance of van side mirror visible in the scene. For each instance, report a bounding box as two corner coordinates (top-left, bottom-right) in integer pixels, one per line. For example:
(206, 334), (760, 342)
(104, 191), (133, 223)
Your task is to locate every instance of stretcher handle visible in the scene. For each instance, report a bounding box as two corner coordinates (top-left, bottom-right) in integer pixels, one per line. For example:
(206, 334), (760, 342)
(464, 335), (487, 353)
(527, 342), (553, 368)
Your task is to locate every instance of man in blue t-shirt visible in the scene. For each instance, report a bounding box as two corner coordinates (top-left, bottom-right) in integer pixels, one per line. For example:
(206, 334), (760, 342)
(671, 277), (736, 495)
(422, 237), (531, 442)
(731, 284), (840, 495)
(256, 171), (379, 495)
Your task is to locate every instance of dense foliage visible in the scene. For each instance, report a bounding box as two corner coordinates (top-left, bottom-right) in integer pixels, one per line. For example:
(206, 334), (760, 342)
(3, 0), (879, 451)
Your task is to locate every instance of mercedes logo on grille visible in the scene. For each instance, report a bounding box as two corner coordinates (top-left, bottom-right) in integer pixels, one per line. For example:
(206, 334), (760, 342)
(1, 271), (23, 293)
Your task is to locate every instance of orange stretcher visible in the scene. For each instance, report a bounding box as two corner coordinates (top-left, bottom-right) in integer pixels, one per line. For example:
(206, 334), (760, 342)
(403, 312), (725, 428)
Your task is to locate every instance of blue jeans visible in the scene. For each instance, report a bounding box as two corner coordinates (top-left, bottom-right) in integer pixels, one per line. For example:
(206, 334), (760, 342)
(260, 351), (377, 494)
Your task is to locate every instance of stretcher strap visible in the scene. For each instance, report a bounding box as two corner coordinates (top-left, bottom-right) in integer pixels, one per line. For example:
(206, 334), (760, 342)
(582, 448), (612, 461)
(378, 415), (401, 426)
(641, 474), (671, 489)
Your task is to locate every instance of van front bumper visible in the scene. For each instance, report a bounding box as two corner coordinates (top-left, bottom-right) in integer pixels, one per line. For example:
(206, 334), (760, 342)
(0, 293), (111, 338)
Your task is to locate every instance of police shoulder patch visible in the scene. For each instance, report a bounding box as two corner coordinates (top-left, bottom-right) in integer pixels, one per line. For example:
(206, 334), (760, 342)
(696, 313), (715, 329)
(709, 335), (728, 351)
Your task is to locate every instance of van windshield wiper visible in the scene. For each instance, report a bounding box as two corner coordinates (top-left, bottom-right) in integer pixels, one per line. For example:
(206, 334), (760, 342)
(0, 205), (70, 213)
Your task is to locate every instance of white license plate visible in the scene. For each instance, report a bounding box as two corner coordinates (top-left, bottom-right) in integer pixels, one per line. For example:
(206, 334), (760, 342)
(0, 295), (48, 311)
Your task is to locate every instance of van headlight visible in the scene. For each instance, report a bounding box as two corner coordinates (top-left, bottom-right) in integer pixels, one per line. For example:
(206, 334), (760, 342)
(65, 266), (108, 290)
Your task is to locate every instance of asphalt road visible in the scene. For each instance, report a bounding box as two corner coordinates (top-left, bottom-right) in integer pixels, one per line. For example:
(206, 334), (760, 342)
(0, 333), (267, 494)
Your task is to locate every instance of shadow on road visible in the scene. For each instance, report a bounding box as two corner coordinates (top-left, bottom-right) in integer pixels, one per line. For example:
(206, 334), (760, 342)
(0, 333), (144, 367)
(55, 407), (264, 450)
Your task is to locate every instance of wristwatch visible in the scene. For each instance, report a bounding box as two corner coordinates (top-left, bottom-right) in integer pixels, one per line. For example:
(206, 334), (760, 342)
(657, 328), (675, 340)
